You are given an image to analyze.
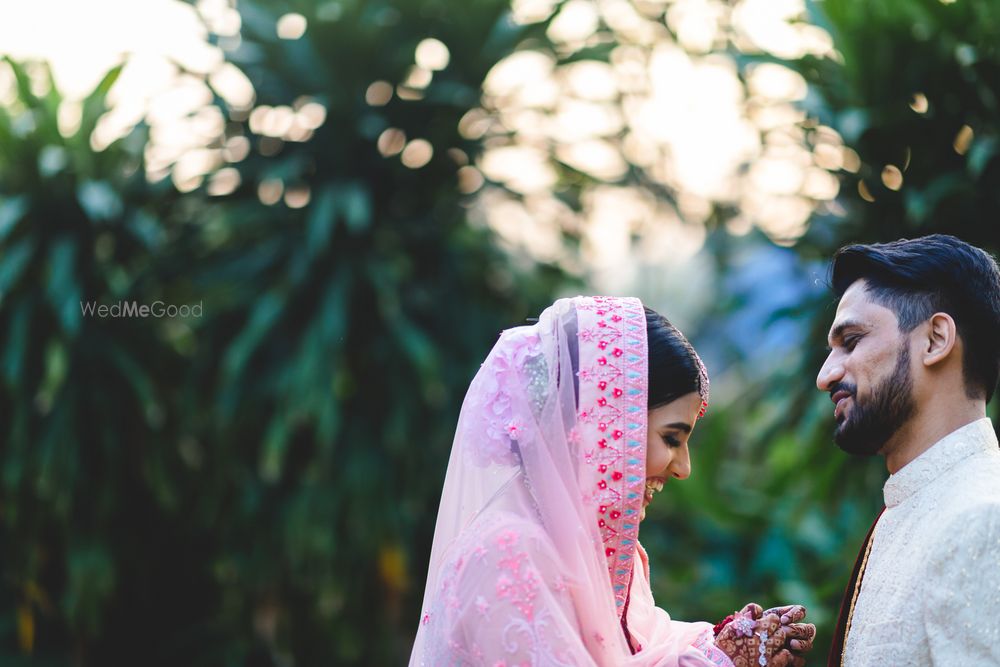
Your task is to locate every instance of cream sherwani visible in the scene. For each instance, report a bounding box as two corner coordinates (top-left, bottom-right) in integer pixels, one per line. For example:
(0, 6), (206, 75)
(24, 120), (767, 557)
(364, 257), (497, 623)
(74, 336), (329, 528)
(843, 418), (1000, 666)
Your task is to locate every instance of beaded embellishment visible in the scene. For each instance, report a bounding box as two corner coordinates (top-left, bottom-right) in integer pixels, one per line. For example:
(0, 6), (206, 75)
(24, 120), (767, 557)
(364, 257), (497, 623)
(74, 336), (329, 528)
(732, 612), (755, 638)
(696, 354), (710, 419)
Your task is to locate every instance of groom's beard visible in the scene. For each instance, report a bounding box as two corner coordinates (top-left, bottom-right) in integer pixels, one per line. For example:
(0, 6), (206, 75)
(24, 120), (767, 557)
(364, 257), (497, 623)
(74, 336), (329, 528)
(833, 345), (915, 456)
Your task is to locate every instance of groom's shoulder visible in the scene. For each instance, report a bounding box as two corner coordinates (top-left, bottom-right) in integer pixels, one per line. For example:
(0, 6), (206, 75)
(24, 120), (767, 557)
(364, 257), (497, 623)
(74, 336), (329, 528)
(935, 453), (1000, 527)
(933, 449), (1000, 520)
(917, 436), (1000, 566)
(947, 440), (1000, 494)
(928, 500), (1000, 568)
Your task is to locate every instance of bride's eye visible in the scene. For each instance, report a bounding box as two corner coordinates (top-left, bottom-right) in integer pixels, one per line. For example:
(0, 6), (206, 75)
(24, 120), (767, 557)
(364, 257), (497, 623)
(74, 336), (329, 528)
(662, 434), (681, 448)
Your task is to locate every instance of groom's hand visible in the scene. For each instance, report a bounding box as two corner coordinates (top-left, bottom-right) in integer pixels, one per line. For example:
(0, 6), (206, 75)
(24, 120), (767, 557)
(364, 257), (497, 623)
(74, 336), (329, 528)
(783, 622), (816, 654)
(762, 604), (806, 625)
(769, 646), (807, 667)
(764, 604), (814, 664)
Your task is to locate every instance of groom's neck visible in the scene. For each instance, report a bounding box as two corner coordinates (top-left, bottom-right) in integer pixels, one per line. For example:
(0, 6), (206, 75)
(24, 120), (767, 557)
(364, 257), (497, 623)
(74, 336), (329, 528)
(882, 398), (987, 474)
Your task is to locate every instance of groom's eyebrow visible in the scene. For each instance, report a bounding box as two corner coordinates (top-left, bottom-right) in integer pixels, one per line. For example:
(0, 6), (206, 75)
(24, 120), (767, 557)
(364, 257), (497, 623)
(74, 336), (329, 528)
(827, 319), (867, 346)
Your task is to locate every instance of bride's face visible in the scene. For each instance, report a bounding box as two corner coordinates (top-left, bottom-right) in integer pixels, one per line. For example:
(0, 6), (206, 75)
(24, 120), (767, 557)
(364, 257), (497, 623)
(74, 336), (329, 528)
(641, 391), (702, 521)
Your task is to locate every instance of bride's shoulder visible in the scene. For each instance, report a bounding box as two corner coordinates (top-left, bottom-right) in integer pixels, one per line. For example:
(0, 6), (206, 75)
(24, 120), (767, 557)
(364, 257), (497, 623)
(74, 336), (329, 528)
(448, 511), (558, 573)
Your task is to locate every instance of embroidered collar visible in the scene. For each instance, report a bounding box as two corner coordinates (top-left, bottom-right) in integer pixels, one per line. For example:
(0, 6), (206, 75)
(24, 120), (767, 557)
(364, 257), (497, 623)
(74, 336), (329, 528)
(883, 418), (998, 508)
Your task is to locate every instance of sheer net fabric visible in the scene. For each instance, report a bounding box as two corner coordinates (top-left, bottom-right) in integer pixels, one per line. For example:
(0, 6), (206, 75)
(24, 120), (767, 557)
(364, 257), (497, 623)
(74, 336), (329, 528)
(411, 297), (724, 666)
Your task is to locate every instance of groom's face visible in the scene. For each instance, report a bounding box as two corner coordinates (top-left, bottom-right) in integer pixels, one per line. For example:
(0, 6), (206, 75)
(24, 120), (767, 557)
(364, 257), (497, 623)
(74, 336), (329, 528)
(816, 281), (917, 456)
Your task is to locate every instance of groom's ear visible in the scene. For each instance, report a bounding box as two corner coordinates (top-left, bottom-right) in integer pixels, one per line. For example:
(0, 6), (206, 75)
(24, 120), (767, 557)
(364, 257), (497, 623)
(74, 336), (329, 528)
(921, 312), (958, 368)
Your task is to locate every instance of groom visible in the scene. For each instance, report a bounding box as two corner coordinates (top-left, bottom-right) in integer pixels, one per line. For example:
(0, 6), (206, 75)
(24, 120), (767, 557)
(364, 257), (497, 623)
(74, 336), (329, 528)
(816, 234), (1000, 665)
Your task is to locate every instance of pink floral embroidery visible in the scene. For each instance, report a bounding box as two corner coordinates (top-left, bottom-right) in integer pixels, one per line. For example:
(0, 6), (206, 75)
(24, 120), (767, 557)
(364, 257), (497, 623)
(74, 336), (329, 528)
(578, 326), (621, 344)
(498, 548), (527, 574)
(468, 329), (542, 467)
(574, 297), (648, 617)
(493, 530), (539, 622)
(496, 530), (518, 550)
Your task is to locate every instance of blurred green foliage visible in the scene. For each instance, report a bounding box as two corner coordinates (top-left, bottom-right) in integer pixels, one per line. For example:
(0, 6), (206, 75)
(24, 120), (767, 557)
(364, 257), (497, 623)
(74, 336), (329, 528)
(0, 2), (564, 665)
(1, 0), (999, 666)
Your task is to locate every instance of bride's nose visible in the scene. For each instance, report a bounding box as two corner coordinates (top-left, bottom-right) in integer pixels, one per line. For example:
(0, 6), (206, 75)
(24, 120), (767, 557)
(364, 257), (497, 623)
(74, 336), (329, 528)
(668, 444), (691, 480)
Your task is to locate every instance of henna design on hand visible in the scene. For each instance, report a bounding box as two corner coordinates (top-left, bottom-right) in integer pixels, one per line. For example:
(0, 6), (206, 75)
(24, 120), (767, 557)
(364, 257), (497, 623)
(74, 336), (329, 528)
(715, 607), (815, 667)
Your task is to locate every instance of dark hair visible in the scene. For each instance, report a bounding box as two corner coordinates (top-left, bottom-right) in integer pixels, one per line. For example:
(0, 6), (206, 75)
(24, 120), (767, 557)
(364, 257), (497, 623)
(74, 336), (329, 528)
(645, 307), (707, 409)
(831, 234), (1000, 402)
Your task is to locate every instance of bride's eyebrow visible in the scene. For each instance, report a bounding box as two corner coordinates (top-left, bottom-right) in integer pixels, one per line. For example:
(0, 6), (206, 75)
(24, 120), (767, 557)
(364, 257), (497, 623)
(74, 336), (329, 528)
(661, 422), (691, 434)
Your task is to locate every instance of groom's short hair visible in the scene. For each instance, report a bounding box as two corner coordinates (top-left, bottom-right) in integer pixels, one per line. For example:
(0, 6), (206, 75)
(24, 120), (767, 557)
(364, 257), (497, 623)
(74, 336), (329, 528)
(831, 234), (1000, 403)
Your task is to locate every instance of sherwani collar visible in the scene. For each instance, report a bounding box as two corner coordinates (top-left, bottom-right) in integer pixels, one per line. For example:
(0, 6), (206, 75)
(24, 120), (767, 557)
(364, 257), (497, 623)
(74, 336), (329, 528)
(883, 417), (997, 508)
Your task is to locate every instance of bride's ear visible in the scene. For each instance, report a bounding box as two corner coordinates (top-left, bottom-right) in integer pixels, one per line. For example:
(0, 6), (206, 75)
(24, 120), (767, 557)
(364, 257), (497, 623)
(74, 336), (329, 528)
(922, 312), (957, 368)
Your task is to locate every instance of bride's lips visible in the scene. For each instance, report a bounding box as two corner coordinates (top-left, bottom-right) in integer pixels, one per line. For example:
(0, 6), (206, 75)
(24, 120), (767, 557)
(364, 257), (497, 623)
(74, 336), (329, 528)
(831, 389), (852, 419)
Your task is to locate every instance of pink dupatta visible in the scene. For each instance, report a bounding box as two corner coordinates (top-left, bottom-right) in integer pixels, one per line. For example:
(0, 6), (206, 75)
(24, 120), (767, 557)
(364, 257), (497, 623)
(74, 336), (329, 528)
(410, 297), (728, 666)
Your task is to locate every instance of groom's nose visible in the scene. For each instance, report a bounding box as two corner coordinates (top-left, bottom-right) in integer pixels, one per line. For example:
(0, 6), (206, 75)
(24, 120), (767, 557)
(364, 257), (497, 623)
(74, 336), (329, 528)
(816, 354), (845, 392)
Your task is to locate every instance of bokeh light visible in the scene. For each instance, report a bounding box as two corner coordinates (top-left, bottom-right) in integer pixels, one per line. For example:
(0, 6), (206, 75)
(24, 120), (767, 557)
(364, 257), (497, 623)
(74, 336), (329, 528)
(470, 0), (842, 264)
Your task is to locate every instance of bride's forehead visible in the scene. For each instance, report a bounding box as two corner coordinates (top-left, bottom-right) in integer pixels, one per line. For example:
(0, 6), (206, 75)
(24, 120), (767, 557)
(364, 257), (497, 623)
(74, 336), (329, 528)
(648, 393), (701, 424)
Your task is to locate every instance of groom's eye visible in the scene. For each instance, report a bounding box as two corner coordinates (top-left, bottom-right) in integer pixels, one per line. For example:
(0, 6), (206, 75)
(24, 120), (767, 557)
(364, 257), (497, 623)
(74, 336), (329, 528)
(845, 335), (862, 351)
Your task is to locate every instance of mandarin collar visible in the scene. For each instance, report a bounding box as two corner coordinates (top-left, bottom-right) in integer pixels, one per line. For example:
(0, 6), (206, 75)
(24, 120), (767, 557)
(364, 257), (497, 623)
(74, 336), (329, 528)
(883, 418), (998, 508)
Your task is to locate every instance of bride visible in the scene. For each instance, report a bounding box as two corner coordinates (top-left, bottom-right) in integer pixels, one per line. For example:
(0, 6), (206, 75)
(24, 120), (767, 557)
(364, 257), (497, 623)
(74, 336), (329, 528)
(410, 296), (815, 666)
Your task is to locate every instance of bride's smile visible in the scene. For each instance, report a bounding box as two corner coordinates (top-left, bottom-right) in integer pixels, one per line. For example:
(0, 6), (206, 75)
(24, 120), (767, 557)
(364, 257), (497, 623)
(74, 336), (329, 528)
(644, 477), (665, 505)
(640, 477), (664, 520)
(642, 477), (665, 519)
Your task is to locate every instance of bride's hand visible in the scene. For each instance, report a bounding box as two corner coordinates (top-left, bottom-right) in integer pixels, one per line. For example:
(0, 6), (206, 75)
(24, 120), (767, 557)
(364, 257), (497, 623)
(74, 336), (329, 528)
(714, 605), (808, 667)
